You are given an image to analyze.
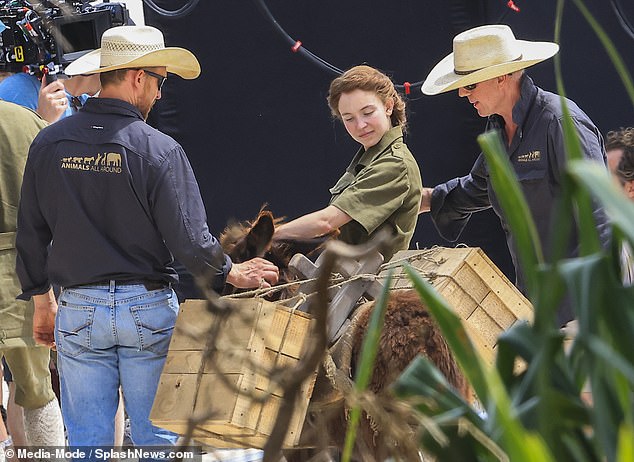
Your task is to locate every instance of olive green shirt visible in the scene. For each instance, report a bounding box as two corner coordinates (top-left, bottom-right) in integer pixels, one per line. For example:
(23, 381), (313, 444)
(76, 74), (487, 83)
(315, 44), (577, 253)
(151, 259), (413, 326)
(0, 101), (46, 348)
(329, 126), (423, 261)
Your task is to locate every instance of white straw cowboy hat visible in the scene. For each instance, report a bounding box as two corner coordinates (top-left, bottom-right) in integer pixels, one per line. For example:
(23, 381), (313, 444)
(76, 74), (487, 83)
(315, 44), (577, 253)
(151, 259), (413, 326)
(64, 25), (200, 79)
(422, 25), (559, 95)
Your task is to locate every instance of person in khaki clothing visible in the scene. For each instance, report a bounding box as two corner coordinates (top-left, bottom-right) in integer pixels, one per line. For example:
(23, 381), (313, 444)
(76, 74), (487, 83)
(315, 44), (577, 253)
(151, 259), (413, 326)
(274, 65), (423, 260)
(0, 100), (64, 458)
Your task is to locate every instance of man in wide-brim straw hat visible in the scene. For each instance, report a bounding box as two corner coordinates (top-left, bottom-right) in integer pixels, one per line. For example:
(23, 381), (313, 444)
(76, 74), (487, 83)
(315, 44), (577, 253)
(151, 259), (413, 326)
(419, 24), (610, 326)
(16, 25), (279, 448)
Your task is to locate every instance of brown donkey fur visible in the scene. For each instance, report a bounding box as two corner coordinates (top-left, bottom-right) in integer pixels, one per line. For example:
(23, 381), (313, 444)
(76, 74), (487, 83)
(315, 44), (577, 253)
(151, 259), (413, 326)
(220, 209), (470, 460)
(351, 289), (468, 397)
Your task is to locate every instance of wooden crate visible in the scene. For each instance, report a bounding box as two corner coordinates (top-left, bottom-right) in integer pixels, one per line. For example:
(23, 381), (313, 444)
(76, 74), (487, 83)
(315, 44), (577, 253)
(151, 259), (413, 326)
(380, 247), (533, 365)
(150, 298), (317, 448)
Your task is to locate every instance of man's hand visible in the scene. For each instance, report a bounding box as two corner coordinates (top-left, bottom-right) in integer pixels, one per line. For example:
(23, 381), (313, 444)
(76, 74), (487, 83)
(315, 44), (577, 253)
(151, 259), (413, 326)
(226, 257), (279, 289)
(419, 187), (434, 214)
(32, 288), (57, 348)
(36, 75), (68, 123)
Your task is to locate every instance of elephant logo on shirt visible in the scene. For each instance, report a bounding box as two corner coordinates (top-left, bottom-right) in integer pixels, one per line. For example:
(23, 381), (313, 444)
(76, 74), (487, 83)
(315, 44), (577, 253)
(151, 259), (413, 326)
(106, 153), (122, 167)
(60, 152), (122, 174)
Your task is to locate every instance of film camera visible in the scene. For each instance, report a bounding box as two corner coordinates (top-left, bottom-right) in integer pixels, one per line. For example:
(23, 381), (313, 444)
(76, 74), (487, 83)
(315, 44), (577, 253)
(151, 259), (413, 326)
(0, 1), (129, 76)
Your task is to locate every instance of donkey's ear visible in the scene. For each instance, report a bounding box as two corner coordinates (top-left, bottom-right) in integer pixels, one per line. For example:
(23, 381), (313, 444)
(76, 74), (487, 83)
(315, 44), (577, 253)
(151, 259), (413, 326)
(246, 211), (275, 257)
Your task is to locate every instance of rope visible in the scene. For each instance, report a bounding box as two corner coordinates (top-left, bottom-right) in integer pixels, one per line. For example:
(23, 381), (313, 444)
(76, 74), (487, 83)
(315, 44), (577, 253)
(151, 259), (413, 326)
(379, 247), (446, 271)
(287, 293), (307, 311)
(224, 246), (462, 301)
(221, 274), (343, 299)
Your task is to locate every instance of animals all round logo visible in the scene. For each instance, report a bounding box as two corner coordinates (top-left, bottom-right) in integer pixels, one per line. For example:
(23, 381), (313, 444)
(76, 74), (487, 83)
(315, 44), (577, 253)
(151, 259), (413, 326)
(60, 152), (123, 174)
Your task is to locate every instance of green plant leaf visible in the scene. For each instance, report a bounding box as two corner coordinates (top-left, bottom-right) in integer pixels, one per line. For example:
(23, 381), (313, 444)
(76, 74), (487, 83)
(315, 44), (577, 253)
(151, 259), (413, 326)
(586, 336), (634, 402)
(402, 263), (490, 404)
(395, 356), (501, 461)
(401, 264), (557, 462)
(383, 5), (634, 460)
(593, 285), (634, 366)
(484, 354), (556, 462)
(394, 355), (480, 418)
(554, 0), (603, 256)
(341, 270), (392, 462)
(568, 161), (634, 245)
(617, 425), (634, 462)
(558, 254), (606, 336)
(477, 131), (543, 299)
(556, 250), (634, 462)
(570, 0), (634, 106)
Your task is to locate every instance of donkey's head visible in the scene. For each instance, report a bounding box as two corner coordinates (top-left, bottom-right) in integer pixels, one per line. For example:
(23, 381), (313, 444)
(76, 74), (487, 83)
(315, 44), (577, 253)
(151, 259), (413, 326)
(220, 208), (337, 298)
(220, 209), (278, 263)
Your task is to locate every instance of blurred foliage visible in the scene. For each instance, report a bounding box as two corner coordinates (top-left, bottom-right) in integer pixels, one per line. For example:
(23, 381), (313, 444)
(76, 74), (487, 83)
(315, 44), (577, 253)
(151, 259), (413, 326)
(387, 1), (634, 460)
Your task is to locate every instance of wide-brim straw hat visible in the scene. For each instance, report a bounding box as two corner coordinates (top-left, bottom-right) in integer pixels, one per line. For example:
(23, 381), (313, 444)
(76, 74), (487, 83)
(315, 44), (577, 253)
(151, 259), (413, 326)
(422, 25), (558, 95)
(65, 25), (200, 79)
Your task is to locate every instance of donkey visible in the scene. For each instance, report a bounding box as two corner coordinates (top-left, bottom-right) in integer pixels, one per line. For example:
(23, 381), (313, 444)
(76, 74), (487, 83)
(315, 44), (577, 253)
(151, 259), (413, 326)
(219, 209), (470, 460)
(219, 209), (335, 298)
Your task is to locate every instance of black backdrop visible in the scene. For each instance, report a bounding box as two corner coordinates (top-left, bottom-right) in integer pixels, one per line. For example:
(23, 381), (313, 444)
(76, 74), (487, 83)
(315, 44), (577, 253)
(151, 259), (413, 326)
(143, 0), (634, 281)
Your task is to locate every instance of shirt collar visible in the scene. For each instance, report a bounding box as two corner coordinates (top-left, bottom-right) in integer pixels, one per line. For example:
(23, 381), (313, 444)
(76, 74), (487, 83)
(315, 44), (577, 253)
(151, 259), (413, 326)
(82, 97), (144, 120)
(348, 126), (404, 173)
(66, 91), (89, 112)
(510, 73), (538, 131)
(488, 73), (537, 138)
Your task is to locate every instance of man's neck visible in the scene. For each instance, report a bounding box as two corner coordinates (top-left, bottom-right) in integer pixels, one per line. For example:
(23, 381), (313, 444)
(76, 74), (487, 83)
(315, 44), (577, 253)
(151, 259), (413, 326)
(64, 75), (100, 97)
(98, 87), (135, 106)
(499, 81), (522, 145)
(63, 78), (81, 97)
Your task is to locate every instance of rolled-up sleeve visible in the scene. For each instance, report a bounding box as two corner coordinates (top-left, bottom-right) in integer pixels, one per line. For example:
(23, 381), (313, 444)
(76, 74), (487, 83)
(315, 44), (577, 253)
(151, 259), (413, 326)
(331, 154), (410, 234)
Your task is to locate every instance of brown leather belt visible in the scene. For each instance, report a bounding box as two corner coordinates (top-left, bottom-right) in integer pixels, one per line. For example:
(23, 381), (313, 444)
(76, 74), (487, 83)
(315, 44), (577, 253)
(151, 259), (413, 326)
(65, 279), (169, 291)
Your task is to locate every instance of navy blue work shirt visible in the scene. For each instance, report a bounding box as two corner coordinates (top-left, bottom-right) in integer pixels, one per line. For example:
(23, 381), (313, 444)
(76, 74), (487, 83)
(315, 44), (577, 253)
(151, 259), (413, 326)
(430, 74), (609, 324)
(16, 97), (231, 299)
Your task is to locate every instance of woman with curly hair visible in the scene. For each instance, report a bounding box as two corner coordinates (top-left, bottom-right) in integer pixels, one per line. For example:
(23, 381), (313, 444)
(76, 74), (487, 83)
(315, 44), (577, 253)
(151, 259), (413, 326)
(274, 65), (423, 261)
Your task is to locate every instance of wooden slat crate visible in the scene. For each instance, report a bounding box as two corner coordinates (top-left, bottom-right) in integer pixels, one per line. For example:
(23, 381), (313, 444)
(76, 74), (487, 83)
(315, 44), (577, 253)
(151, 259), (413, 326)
(380, 247), (533, 365)
(150, 298), (317, 448)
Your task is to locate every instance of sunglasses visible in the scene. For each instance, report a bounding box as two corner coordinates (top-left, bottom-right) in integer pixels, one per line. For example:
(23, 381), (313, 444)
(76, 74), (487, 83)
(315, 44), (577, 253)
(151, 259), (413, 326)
(142, 69), (167, 91)
(462, 83), (478, 91)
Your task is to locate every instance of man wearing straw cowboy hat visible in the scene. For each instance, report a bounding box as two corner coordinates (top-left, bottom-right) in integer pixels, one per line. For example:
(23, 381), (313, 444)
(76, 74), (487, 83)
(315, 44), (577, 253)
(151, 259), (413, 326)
(419, 24), (609, 326)
(15, 25), (279, 449)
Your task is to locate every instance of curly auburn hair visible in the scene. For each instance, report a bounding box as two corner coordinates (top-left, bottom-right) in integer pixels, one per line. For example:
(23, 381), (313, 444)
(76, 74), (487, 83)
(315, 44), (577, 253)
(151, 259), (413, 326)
(327, 65), (407, 132)
(606, 127), (634, 152)
(616, 144), (634, 184)
(605, 127), (634, 184)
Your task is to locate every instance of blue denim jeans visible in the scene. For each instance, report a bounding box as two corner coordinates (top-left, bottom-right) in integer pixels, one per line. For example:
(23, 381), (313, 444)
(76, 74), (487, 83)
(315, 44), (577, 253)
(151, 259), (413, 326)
(55, 281), (179, 448)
